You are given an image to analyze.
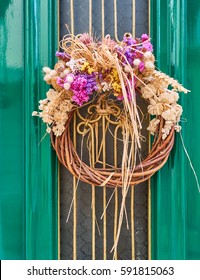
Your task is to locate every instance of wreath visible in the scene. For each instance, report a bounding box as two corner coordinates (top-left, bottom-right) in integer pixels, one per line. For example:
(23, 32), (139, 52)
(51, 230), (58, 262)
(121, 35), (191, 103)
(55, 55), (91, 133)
(33, 33), (189, 187)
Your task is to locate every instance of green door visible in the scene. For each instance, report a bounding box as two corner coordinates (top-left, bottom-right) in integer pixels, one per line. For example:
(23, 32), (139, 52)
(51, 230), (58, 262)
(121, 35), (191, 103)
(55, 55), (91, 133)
(150, 0), (200, 260)
(0, 0), (59, 260)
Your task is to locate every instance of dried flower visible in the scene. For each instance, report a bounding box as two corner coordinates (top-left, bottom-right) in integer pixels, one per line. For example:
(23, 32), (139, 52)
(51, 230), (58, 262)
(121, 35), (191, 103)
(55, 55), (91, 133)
(141, 84), (156, 99)
(70, 73), (98, 106)
(147, 118), (160, 135)
(33, 33), (188, 138)
(32, 111), (38, 116)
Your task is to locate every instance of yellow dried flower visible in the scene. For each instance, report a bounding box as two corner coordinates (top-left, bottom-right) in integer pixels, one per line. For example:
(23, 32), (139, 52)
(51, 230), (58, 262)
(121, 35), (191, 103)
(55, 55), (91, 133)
(81, 62), (95, 74)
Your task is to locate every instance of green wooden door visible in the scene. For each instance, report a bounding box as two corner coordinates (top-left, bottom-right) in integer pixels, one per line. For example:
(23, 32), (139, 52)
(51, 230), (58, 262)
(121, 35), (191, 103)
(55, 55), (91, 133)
(0, 0), (59, 260)
(150, 0), (200, 260)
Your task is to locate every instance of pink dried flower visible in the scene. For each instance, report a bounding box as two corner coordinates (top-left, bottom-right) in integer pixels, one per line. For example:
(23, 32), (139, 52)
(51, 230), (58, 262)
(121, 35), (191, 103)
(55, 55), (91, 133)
(57, 77), (65, 87)
(78, 33), (93, 45)
(138, 62), (145, 72)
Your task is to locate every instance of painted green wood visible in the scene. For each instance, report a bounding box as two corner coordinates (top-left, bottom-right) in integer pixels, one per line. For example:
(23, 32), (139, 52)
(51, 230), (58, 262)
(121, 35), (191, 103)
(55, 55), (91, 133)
(0, 0), (59, 259)
(150, 0), (200, 260)
(0, 0), (26, 260)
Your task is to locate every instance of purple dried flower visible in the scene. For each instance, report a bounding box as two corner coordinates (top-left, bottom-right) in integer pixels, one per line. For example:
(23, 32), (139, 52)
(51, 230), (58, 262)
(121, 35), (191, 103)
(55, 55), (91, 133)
(142, 41), (153, 52)
(70, 73), (98, 106)
(55, 51), (70, 60)
(141, 34), (149, 42)
(124, 48), (136, 65)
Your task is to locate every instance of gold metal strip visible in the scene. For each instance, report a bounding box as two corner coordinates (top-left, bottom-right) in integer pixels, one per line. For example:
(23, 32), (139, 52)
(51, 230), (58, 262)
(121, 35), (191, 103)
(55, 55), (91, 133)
(132, 0), (136, 37)
(102, 114), (107, 260)
(89, 0), (92, 35)
(148, 179), (151, 260)
(70, 0), (77, 261)
(113, 125), (120, 260)
(114, 0), (120, 42)
(148, 0), (152, 260)
(102, 0), (105, 37)
(89, 0), (96, 260)
(58, 163), (61, 260)
(57, 0), (61, 261)
(90, 124), (96, 260)
(89, 1), (95, 259)
(73, 113), (77, 260)
(92, 184), (96, 260)
(131, 126), (135, 260)
(70, 0), (74, 34)
(131, 185), (135, 260)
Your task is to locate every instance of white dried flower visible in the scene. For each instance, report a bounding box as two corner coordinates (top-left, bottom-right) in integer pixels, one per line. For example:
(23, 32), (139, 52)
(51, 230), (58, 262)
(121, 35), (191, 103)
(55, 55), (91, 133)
(64, 68), (71, 75)
(159, 92), (175, 104)
(175, 104), (183, 120)
(101, 82), (112, 92)
(133, 59), (141, 66)
(39, 104), (44, 110)
(145, 61), (155, 70)
(66, 58), (86, 72)
(60, 72), (66, 78)
(39, 99), (48, 105)
(32, 111), (38, 116)
(46, 89), (58, 100)
(161, 105), (182, 123)
(159, 91), (179, 104)
(42, 115), (53, 124)
(144, 51), (152, 59)
(141, 84), (156, 99)
(147, 118), (160, 135)
(175, 125), (182, 132)
(148, 103), (164, 115)
(162, 108), (177, 122)
(162, 121), (173, 139)
(50, 70), (57, 76)
(43, 74), (51, 82)
(66, 75), (74, 83)
(52, 123), (66, 136)
(171, 91), (179, 102)
(64, 83), (71, 90)
(43, 66), (51, 74)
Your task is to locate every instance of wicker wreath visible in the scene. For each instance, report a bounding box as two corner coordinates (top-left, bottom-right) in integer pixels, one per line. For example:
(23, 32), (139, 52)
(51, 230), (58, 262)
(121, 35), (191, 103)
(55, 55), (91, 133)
(33, 33), (188, 187)
(51, 111), (174, 188)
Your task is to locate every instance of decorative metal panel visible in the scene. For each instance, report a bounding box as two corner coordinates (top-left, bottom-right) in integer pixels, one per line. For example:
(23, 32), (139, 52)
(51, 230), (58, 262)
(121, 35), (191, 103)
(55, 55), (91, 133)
(59, 0), (150, 260)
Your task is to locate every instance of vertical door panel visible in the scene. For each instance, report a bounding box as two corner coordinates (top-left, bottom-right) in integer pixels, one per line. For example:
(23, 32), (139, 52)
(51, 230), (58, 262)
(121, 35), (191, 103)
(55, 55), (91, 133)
(150, 0), (200, 260)
(0, 0), (25, 260)
(0, 0), (59, 259)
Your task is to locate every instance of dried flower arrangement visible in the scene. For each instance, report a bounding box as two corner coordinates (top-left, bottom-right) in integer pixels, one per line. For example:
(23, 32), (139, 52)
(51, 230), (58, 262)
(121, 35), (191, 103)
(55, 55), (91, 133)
(33, 33), (188, 137)
(33, 33), (188, 186)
